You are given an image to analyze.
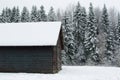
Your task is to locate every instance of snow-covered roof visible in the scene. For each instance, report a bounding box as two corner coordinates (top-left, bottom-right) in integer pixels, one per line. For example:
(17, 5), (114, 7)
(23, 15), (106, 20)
(0, 22), (61, 46)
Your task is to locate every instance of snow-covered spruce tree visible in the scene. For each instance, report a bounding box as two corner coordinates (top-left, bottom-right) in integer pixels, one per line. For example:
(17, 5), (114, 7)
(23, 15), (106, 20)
(73, 2), (81, 47)
(21, 7), (30, 22)
(62, 12), (76, 65)
(104, 27), (116, 66)
(37, 9), (41, 22)
(101, 4), (109, 34)
(115, 13), (120, 45)
(40, 5), (47, 21)
(10, 8), (13, 22)
(1, 8), (6, 23)
(56, 9), (62, 21)
(100, 5), (115, 65)
(73, 2), (83, 64)
(30, 6), (38, 22)
(84, 3), (100, 65)
(94, 7), (101, 35)
(11, 7), (20, 22)
(75, 6), (88, 65)
(109, 8), (117, 29)
(111, 13), (120, 66)
(1, 8), (12, 23)
(2, 8), (12, 23)
(16, 7), (20, 22)
(0, 15), (2, 23)
(98, 4), (109, 65)
(6, 8), (12, 23)
(80, 7), (87, 42)
(47, 6), (56, 21)
(72, 2), (88, 65)
(62, 13), (69, 65)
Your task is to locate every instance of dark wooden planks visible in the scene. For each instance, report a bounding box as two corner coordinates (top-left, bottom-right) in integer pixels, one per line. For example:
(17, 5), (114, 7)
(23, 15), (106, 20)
(0, 46), (53, 73)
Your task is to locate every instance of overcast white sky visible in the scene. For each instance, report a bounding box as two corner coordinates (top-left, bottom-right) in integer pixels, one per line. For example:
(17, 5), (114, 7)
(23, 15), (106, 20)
(0, 0), (120, 13)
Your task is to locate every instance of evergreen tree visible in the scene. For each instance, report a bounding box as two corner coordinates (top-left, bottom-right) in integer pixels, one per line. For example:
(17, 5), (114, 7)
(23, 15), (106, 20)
(104, 27), (115, 65)
(11, 7), (15, 22)
(30, 6), (38, 22)
(11, 7), (20, 22)
(80, 7), (87, 42)
(101, 5), (109, 34)
(72, 2), (81, 63)
(40, 5), (47, 21)
(6, 8), (12, 23)
(0, 15), (2, 23)
(56, 9), (62, 21)
(73, 2), (81, 47)
(94, 7), (101, 34)
(37, 9), (41, 21)
(1, 8), (7, 23)
(84, 3), (100, 65)
(75, 7), (87, 64)
(21, 7), (30, 22)
(115, 13), (120, 44)
(1, 8), (11, 23)
(61, 50), (68, 65)
(100, 5), (116, 65)
(2, 8), (12, 23)
(62, 12), (76, 65)
(109, 13), (120, 66)
(16, 7), (20, 22)
(48, 6), (56, 21)
(73, 2), (88, 65)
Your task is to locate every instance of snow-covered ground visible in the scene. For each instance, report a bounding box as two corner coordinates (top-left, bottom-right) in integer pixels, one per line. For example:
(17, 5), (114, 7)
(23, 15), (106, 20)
(0, 66), (120, 80)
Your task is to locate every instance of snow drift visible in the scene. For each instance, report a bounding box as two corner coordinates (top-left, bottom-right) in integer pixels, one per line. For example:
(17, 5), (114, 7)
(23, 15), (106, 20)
(0, 66), (120, 80)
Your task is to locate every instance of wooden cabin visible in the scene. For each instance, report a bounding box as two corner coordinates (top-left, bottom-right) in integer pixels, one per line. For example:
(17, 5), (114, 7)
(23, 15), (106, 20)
(0, 22), (63, 73)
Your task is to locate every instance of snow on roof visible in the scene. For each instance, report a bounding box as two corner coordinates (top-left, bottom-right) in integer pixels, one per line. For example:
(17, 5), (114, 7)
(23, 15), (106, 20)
(0, 22), (61, 46)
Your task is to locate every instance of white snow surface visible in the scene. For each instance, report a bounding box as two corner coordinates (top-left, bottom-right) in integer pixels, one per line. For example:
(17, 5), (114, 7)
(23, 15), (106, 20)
(0, 66), (120, 80)
(0, 22), (61, 46)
